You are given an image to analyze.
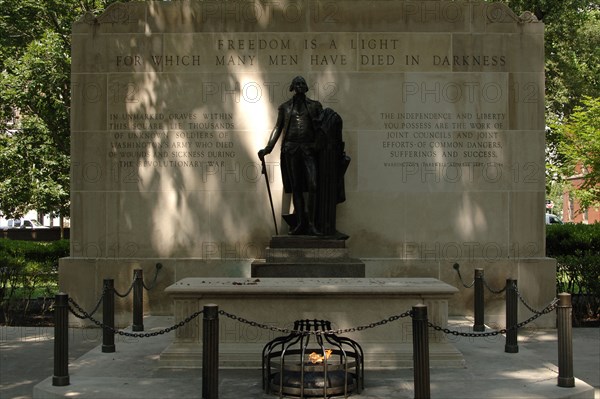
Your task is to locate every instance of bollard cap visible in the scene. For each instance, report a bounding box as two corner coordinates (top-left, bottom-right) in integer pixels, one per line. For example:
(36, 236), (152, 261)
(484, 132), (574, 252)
(203, 303), (219, 318)
(412, 304), (428, 320)
(558, 292), (572, 307)
(55, 292), (69, 305)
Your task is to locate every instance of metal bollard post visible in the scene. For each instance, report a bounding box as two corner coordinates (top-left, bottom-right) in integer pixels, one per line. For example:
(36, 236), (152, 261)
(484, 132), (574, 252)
(53, 293), (70, 386)
(203, 304), (219, 399)
(102, 279), (116, 353)
(473, 268), (485, 332)
(557, 293), (575, 388)
(132, 269), (144, 332)
(412, 304), (430, 399)
(505, 279), (518, 353)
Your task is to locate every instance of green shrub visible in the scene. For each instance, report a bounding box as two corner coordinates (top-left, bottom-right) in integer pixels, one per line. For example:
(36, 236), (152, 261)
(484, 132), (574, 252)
(547, 224), (600, 325)
(0, 239), (68, 324)
(546, 223), (600, 256)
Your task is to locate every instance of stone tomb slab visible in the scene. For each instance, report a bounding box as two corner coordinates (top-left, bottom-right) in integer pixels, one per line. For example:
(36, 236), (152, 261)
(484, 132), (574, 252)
(161, 277), (464, 369)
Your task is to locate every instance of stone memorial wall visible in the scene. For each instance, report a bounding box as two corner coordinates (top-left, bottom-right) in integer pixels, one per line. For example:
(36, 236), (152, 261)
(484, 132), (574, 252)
(63, 0), (555, 326)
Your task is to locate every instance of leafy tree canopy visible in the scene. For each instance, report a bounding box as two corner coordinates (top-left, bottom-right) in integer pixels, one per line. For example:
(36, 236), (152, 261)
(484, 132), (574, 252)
(0, 0), (124, 219)
(0, 116), (69, 217)
(1, 0), (598, 219)
(498, 1), (600, 203)
(0, 30), (70, 218)
(554, 96), (600, 210)
(499, 1), (600, 117)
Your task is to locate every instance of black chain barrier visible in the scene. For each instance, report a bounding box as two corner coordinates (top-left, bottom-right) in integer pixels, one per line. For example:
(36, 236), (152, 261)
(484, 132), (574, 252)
(67, 297), (203, 338)
(221, 296), (558, 339)
(429, 297), (559, 338)
(142, 263), (162, 291)
(452, 263), (507, 293)
(53, 293), (574, 396)
(27, 289), (104, 319)
(69, 287), (106, 319)
(67, 288), (107, 320)
(513, 283), (548, 314)
(64, 292), (557, 341)
(453, 263), (475, 288)
(114, 281), (135, 298)
(482, 276), (507, 294)
(110, 263), (164, 298)
(219, 309), (413, 336)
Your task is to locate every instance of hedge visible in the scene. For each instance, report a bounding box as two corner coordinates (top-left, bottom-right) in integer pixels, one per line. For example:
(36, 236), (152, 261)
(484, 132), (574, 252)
(546, 223), (600, 325)
(0, 239), (69, 324)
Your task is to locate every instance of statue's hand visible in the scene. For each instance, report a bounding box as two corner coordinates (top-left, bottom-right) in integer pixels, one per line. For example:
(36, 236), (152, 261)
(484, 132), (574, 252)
(258, 148), (271, 160)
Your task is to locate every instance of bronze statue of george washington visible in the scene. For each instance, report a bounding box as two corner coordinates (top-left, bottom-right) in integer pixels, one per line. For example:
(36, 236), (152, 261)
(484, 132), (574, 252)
(258, 76), (349, 237)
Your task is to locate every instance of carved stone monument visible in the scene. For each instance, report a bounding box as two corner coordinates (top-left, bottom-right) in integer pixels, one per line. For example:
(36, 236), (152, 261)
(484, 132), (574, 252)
(64, 0), (554, 333)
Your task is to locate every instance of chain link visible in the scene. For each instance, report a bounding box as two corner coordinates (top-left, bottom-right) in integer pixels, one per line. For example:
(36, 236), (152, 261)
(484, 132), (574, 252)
(102, 264), (163, 299)
(218, 310), (298, 335)
(453, 265), (475, 289)
(87, 287), (106, 316)
(68, 297), (97, 320)
(482, 276), (507, 294)
(219, 310), (412, 336)
(142, 264), (161, 291)
(453, 264), (507, 293)
(428, 297), (559, 338)
(114, 281), (135, 298)
(68, 297), (203, 337)
(66, 289), (106, 319)
(514, 284), (550, 314)
(68, 305), (89, 320)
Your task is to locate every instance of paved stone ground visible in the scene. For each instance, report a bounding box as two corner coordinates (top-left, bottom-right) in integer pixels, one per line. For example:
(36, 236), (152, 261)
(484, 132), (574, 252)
(2, 318), (598, 399)
(1, 326), (102, 399)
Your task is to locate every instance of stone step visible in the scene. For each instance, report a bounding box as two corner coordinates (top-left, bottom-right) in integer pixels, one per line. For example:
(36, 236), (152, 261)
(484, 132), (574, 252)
(251, 259), (365, 277)
(269, 235), (347, 249)
(265, 247), (350, 262)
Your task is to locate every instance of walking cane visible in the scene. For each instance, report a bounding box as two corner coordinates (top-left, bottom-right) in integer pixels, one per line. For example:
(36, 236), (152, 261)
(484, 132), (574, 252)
(260, 154), (279, 235)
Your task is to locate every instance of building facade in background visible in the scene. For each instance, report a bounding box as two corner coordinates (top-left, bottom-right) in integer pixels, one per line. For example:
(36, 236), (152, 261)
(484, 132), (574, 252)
(562, 164), (600, 224)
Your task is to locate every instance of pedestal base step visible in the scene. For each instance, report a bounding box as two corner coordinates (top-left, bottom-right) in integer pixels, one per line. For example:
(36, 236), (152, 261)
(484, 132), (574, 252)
(253, 235), (364, 277)
(251, 259), (365, 277)
(269, 235), (346, 248)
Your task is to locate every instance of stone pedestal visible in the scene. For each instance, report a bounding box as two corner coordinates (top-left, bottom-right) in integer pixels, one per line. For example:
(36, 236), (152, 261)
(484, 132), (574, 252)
(160, 277), (464, 369)
(251, 236), (365, 278)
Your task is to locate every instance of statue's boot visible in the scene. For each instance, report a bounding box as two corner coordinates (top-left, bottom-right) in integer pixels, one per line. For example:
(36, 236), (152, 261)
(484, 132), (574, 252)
(305, 193), (323, 236)
(289, 217), (306, 235)
(289, 193), (307, 235)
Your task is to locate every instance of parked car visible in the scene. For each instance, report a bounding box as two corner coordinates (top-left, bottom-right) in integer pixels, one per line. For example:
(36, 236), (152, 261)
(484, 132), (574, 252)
(5, 218), (49, 229)
(545, 213), (563, 225)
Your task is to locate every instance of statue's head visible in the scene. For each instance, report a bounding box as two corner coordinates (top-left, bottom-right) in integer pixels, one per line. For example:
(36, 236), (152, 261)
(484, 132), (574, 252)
(289, 76), (308, 94)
